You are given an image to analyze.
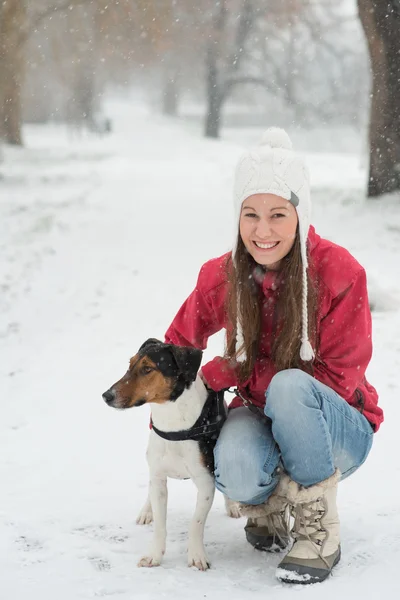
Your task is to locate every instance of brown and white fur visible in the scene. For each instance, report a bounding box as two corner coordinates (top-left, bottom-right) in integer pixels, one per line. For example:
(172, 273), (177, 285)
(102, 338), (239, 570)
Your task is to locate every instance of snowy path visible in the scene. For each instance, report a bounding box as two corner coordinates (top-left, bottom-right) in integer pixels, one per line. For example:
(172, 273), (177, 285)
(1, 101), (400, 599)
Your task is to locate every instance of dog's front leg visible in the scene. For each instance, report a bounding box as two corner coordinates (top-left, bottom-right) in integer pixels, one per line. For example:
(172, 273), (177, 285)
(188, 474), (215, 571)
(138, 475), (167, 568)
(136, 492), (153, 525)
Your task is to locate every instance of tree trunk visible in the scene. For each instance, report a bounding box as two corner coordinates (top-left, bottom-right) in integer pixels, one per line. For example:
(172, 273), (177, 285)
(204, 44), (224, 138)
(204, 0), (255, 139)
(0, 1), (26, 145)
(162, 69), (179, 117)
(358, 0), (400, 197)
(204, 1), (228, 139)
(65, 3), (99, 130)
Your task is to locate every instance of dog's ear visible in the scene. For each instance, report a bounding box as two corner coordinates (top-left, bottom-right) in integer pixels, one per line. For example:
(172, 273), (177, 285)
(169, 345), (203, 384)
(138, 338), (162, 352)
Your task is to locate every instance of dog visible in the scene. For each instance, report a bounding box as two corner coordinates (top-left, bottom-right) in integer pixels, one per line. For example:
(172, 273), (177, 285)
(102, 338), (240, 570)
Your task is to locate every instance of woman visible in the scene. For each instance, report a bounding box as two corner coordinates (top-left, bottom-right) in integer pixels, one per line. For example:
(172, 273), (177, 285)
(165, 128), (383, 584)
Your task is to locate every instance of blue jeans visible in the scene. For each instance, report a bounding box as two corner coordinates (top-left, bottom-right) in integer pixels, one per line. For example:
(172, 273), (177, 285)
(214, 369), (374, 504)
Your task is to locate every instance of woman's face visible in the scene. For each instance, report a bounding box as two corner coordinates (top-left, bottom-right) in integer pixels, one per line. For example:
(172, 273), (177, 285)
(239, 193), (298, 270)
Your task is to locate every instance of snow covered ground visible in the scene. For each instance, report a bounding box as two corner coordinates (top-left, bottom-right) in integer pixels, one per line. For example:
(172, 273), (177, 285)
(1, 96), (400, 599)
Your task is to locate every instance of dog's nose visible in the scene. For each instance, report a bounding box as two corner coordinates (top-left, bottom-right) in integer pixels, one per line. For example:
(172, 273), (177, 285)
(102, 389), (115, 404)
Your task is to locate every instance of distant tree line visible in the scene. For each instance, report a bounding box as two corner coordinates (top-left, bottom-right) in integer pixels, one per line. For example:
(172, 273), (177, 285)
(0, 0), (399, 198)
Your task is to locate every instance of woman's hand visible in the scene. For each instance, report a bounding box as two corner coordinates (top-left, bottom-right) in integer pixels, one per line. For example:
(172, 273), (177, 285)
(199, 370), (210, 389)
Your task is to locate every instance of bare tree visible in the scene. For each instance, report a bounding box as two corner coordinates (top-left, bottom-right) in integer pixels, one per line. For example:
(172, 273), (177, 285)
(203, 0), (357, 138)
(205, 0), (256, 138)
(204, 0), (228, 138)
(0, 0), (27, 145)
(63, 2), (100, 131)
(358, 0), (400, 197)
(133, 1), (215, 118)
(0, 0), (93, 145)
(0, 0), (371, 147)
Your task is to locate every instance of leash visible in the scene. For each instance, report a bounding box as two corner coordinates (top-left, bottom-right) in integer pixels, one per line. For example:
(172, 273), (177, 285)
(226, 387), (270, 424)
(151, 389), (227, 442)
(151, 386), (268, 442)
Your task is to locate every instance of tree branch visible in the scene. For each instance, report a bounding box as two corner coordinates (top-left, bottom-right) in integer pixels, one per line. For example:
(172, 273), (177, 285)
(18, 0), (95, 47)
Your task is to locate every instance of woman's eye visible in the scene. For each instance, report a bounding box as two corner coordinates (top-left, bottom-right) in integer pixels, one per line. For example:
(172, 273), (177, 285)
(244, 212), (257, 218)
(271, 213), (285, 219)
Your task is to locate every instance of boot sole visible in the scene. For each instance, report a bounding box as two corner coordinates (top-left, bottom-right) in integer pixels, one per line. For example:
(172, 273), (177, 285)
(276, 547), (341, 584)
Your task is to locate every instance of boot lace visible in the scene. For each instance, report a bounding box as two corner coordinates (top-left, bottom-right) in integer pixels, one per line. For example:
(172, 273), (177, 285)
(290, 497), (330, 569)
(265, 504), (291, 547)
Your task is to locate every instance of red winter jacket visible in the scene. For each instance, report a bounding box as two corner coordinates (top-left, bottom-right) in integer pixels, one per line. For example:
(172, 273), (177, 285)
(165, 226), (383, 432)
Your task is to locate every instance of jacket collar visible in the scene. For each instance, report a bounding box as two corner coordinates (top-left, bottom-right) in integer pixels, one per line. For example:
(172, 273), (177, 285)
(307, 225), (320, 253)
(262, 269), (279, 292)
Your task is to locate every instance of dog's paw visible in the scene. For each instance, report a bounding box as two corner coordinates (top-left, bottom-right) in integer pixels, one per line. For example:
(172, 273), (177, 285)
(188, 548), (210, 571)
(224, 498), (241, 519)
(136, 509), (153, 525)
(138, 555), (162, 568)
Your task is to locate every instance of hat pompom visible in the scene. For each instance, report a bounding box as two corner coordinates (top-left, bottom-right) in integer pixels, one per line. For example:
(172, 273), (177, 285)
(260, 127), (292, 151)
(300, 339), (315, 362)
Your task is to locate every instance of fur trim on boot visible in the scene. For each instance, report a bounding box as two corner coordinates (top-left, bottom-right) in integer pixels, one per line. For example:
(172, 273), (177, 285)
(238, 493), (287, 519)
(238, 482), (291, 552)
(277, 469), (340, 505)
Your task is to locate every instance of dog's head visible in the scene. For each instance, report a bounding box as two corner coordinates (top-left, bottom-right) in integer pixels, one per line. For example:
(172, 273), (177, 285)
(102, 338), (203, 409)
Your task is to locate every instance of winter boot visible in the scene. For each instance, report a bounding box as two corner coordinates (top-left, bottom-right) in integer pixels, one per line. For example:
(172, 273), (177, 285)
(239, 488), (291, 552)
(276, 469), (341, 584)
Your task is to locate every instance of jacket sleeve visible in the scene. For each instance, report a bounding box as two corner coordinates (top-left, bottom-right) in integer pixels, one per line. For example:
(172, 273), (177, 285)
(314, 268), (373, 402)
(164, 263), (239, 390)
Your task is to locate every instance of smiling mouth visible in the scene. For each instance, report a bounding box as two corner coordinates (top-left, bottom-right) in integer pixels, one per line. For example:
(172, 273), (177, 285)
(253, 241), (280, 250)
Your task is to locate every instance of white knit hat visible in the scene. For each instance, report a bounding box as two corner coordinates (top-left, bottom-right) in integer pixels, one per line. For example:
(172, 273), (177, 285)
(233, 127), (314, 363)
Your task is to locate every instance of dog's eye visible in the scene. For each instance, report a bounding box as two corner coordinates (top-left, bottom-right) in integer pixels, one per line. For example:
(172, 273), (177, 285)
(141, 366), (153, 375)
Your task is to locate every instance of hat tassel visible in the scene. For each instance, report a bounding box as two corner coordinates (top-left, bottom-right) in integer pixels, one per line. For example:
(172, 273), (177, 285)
(299, 241), (315, 362)
(235, 296), (246, 363)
